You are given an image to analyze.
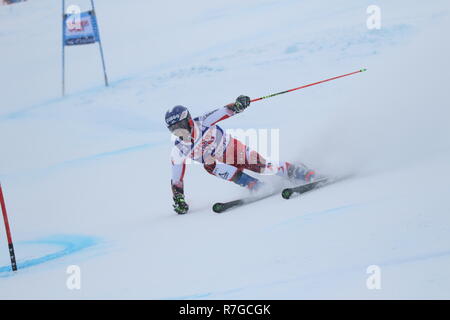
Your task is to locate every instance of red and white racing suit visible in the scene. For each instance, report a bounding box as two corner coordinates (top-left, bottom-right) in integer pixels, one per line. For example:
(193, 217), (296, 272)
(170, 104), (300, 195)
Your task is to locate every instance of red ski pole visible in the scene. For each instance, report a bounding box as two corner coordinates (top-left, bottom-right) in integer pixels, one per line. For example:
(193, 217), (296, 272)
(0, 183), (17, 272)
(250, 68), (367, 103)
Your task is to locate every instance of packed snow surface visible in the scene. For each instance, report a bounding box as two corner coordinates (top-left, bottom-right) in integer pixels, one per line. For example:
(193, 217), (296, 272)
(1, 0), (450, 298)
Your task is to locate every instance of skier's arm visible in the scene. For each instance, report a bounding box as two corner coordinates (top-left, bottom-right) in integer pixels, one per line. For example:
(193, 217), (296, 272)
(171, 159), (185, 196)
(200, 95), (251, 126)
(170, 150), (189, 214)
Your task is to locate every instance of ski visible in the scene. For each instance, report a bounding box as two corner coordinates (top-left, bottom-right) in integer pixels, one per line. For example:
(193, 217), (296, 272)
(212, 189), (280, 213)
(281, 177), (329, 199)
(281, 175), (352, 199)
(213, 175), (353, 213)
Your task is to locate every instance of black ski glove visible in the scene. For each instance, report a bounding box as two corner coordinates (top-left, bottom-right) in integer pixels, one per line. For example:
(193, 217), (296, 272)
(231, 95), (251, 113)
(173, 193), (189, 215)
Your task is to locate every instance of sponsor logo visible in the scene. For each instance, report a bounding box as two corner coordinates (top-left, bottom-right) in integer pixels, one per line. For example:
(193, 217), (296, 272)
(218, 172), (229, 179)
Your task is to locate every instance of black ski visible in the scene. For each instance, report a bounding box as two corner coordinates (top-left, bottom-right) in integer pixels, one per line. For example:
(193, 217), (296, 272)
(212, 189), (279, 213)
(281, 177), (329, 199)
(213, 175), (353, 213)
(281, 174), (354, 199)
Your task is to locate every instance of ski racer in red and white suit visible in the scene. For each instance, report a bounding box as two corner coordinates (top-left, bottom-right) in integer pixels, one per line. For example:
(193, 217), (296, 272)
(165, 95), (315, 214)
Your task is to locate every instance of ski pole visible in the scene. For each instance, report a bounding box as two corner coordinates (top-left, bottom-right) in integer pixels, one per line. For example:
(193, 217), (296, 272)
(0, 183), (17, 272)
(250, 68), (367, 103)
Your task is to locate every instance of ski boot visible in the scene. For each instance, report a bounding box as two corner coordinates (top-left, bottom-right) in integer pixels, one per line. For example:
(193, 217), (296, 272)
(287, 163), (316, 183)
(173, 193), (189, 214)
(232, 171), (263, 192)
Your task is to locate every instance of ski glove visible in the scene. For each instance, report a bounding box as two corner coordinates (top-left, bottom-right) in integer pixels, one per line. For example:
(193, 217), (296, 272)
(173, 193), (189, 214)
(232, 95), (251, 113)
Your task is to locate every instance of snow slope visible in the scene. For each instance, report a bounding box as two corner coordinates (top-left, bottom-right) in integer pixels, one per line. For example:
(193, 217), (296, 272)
(1, 0), (450, 299)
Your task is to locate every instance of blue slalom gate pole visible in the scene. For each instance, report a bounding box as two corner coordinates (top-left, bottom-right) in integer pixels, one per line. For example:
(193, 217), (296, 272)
(90, 0), (109, 87)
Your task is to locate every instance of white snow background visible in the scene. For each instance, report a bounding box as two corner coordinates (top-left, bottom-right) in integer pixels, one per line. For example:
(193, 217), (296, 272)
(0, 0), (450, 299)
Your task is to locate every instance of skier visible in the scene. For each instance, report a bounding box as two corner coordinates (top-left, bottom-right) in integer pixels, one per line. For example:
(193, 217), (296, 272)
(165, 95), (316, 214)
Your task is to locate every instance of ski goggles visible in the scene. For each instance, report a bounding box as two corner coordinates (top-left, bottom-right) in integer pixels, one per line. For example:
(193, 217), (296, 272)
(168, 118), (191, 133)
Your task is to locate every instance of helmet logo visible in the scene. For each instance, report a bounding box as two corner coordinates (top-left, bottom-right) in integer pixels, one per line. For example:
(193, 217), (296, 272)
(166, 114), (180, 125)
(165, 107), (190, 126)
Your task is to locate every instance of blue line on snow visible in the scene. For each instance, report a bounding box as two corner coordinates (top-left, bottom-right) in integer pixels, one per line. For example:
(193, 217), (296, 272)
(0, 97), (65, 121)
(0, 81), (119, 122)
(0, 234), (99, 276)
(0, 141), (166, 179)
(58, 142), (160, 165)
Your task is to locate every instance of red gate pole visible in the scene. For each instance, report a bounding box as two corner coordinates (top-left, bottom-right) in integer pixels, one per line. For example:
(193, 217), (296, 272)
(0, 183), (17, 271)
